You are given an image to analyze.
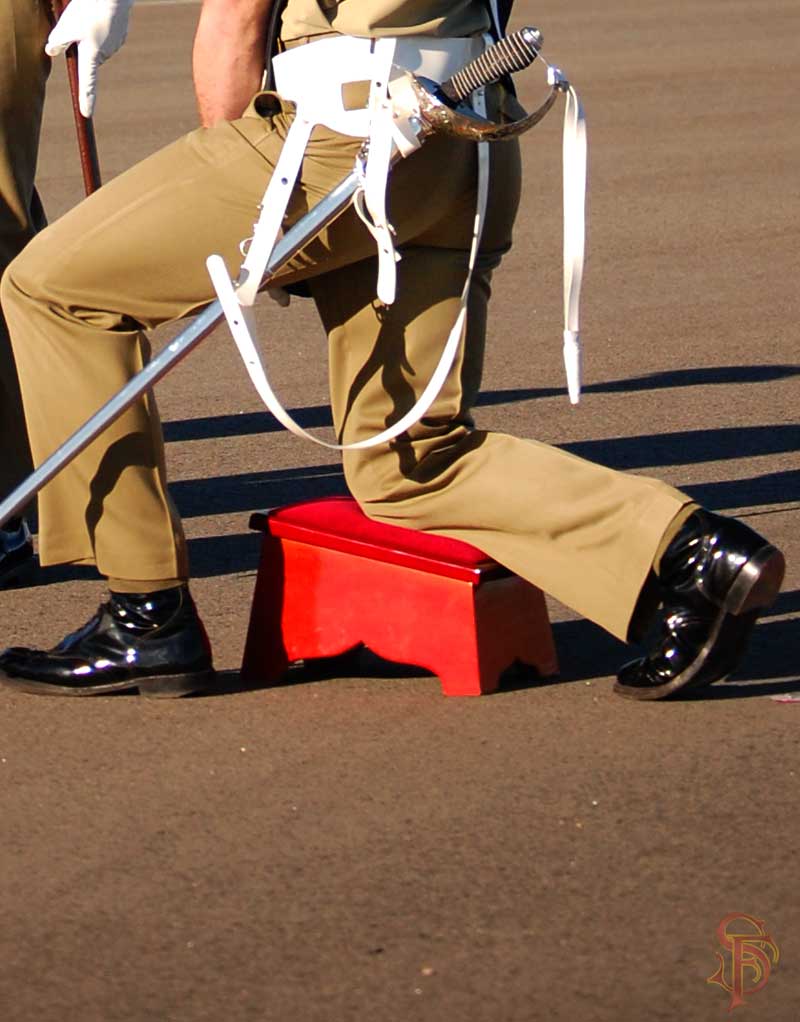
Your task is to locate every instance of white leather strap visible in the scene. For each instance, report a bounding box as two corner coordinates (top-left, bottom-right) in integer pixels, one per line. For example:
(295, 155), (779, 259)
(360, 38), (401, 305)
(207, 80), (491, 450)
(553, 71), (586, 404)
(235, 116), (314, 307)
(232, 34), (485, 314)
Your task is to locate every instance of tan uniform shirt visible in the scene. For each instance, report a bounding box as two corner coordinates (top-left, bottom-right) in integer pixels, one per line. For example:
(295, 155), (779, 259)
(281, 0), (490, 41)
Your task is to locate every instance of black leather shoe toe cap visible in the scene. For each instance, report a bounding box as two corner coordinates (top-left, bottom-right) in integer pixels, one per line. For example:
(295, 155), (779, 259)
(614, 608), (759, 700)
(0, 586), (214, 697)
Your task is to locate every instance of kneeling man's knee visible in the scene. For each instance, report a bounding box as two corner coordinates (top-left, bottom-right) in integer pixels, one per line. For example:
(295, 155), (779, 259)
(342, 448), (412, 513)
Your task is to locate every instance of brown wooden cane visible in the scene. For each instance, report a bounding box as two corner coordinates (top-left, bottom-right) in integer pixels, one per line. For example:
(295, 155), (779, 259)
(47, 0), (103, 195)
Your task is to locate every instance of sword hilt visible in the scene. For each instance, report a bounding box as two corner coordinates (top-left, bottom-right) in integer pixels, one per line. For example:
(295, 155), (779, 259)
(439, 26), (543, 105)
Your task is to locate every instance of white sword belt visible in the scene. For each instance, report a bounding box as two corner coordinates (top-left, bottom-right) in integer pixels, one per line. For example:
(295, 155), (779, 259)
(207, 32), (586, 452)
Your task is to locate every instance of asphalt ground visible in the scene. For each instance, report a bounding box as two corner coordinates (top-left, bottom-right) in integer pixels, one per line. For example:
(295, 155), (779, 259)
(1, 2), (798, 1020)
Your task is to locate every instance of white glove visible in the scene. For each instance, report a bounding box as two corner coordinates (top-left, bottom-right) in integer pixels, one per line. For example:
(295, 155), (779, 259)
(46, 0), (134, 118)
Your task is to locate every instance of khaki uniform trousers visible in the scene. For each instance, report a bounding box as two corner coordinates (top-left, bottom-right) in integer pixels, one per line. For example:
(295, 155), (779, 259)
(2, 92), (690, 641)
(0, 0), (50, 498)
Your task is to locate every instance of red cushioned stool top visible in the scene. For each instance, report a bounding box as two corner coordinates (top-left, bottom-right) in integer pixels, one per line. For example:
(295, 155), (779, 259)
(249, 496), (506, 583)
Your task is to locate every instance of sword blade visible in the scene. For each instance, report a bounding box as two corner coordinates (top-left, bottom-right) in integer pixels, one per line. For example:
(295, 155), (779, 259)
(0, 170), (361, 528)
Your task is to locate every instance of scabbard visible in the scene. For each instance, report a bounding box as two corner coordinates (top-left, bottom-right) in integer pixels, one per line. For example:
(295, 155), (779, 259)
(48, 0), (102, 195)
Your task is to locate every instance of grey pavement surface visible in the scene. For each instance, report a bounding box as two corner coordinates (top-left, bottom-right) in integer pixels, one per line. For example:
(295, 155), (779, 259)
(1, 2), (798, 1020)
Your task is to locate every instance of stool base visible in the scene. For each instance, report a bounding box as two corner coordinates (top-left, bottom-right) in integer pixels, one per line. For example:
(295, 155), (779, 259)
(242, 526), (558, 697)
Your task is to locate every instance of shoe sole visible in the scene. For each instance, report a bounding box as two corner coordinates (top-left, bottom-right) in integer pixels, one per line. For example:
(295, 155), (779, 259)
(722, 543), (786, 616)
(0, 668), (215, 698)
(614, 544), (785, 701)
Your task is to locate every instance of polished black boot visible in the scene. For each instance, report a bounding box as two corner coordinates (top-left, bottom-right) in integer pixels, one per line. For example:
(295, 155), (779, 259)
(0, 518), (35, 588)
(0, 585), (214, 697)
(615, 510), (785, 700)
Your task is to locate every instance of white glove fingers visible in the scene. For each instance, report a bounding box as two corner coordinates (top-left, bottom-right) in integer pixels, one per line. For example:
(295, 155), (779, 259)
(45, 14), (81, 58)
(77, 43), (101, 118)
(45, 0), (135, 116)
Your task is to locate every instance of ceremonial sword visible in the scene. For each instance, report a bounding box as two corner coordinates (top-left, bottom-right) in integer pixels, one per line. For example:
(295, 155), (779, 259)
(0, 27), (571, 529)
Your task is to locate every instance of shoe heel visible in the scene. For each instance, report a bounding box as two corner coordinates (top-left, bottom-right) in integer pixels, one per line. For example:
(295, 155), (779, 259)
(725, 546), (785, 616)
(137, 669), (215, 699)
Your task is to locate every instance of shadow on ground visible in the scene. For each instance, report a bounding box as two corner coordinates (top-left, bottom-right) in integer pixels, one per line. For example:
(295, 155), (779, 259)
(162, 364), (800, 442)
(195, 589), (799, 701)
(167, 449), (798, 525)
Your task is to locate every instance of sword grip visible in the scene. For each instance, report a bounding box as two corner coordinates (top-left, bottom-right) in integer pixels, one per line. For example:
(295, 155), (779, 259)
(439, 26), (543, 105)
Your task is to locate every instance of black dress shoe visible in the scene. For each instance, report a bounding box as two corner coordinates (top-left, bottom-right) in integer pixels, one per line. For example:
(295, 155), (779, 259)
(0, 585), (214, 697)
(0, 519), (36, 588)
(615, 510), (785, 700)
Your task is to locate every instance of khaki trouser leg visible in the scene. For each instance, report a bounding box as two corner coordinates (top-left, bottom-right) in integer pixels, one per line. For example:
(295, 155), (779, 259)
(3, 84), (690, 636)
(0, 0), (50, 498)
(0, 111), (314, 578)
(0, 94), (513, 580)
(0, 100), (379, 579)
(311, 145), (691, 642)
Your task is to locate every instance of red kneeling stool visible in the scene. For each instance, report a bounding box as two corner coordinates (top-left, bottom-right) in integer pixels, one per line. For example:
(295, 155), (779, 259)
(240, 496), (559, 696)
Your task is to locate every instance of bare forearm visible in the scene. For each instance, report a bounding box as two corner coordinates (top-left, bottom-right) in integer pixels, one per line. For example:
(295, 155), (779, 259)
(193, 0), (274, 126)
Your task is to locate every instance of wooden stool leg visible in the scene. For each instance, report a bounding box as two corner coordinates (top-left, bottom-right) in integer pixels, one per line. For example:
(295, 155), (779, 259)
(474, 576), (559, 691)
(360, 573), (489, 698)
(241, 536), (289, 684)
(241, 523), (559, 697)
